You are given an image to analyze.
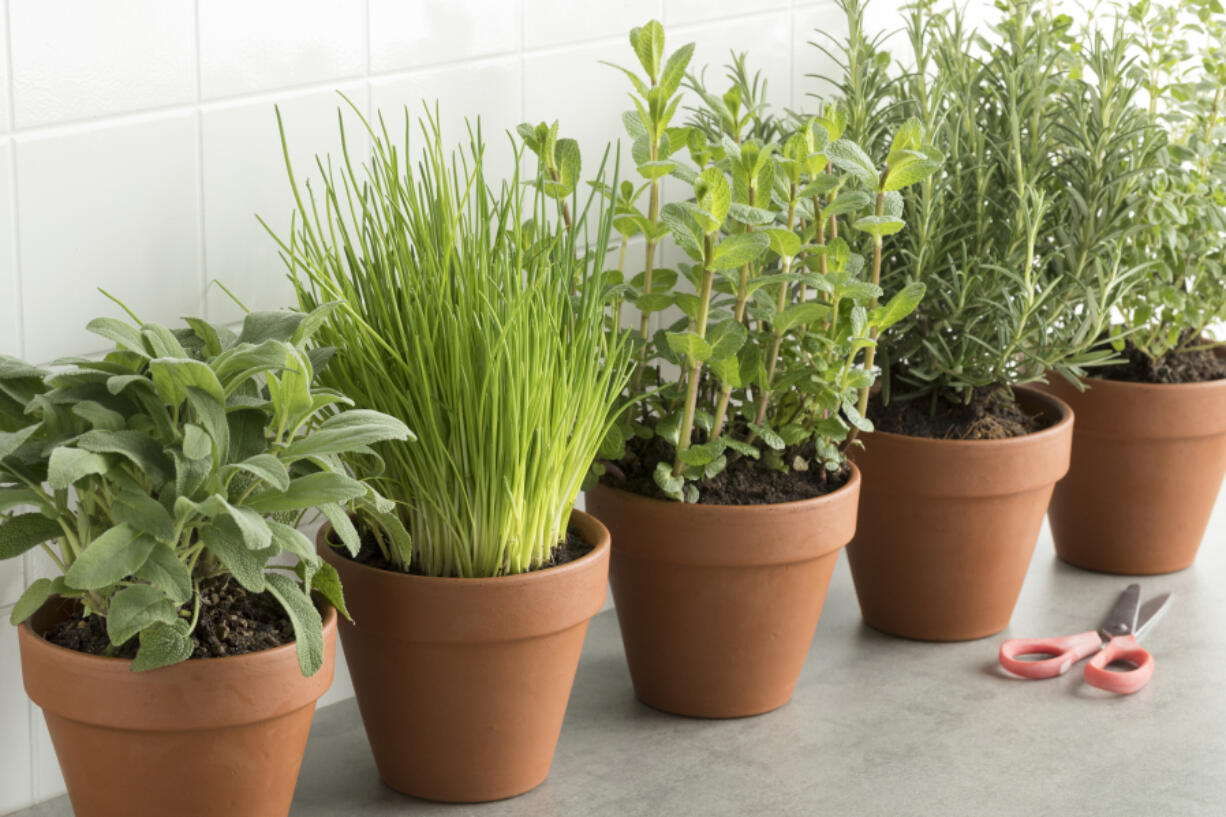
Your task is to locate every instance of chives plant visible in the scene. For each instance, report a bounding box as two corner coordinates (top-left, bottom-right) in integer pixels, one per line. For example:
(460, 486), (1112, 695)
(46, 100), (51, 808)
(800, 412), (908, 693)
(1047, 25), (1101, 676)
(268, 104), (633, 578)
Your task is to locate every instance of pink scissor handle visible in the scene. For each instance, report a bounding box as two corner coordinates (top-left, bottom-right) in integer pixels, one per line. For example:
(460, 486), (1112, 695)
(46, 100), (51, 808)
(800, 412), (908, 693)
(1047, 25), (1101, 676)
(998, 630), (1102, 679)
(1084, 634), (1154, 695)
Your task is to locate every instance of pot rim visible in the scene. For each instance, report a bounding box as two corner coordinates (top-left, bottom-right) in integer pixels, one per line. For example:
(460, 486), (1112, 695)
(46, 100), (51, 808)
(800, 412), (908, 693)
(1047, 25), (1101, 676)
(860, 384), (1072, 450)
(587, 460), (861, 516)
(1072, 344), (1226, 393)
(19, 599), (337, 669)
(317, 507), (611, 588)
(1076, 372), (1226, 393)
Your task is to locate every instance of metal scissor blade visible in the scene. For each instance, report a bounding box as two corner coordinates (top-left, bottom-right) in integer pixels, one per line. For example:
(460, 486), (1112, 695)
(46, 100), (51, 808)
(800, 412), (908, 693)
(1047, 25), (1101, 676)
(1134, 593), (1173, 639)
(1101, 583), (1142, 636)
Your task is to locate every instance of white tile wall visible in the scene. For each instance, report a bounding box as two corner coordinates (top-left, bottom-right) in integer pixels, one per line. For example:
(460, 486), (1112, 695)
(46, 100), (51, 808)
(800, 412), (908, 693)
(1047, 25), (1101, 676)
(369, 0), (522, 73)
(197, 0), (366, 99)
(8, 0), (196, 127)
(0, 0), (870, 812)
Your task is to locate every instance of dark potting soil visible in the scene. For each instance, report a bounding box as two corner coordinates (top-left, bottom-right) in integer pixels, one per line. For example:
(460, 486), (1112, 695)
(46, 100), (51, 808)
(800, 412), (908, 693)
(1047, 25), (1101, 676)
(869, 385), (1044, 440)
(45, 575), (294, 660)
(602, 432), (850, 505)
(337, 526), (594, 576)
(1097, 340), (1226, 384)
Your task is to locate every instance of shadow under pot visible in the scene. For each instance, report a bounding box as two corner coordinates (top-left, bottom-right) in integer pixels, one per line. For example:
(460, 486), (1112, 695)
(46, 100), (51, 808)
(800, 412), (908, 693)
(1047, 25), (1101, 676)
(19, 598), (337, 817)
(846, 386), (1073, 641)
(316, 510), (610, 803)
(584, 463), (860, 719)
(1041, 360), (1226, 574)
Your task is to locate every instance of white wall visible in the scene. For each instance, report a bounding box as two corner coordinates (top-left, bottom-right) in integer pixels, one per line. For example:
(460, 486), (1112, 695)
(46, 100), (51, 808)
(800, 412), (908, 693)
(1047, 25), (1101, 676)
(0, 0), (857, 812)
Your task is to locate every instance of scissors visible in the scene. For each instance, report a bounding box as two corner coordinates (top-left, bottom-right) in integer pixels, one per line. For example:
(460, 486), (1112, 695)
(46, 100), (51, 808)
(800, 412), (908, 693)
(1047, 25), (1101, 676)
(998, 583), (1172, 695)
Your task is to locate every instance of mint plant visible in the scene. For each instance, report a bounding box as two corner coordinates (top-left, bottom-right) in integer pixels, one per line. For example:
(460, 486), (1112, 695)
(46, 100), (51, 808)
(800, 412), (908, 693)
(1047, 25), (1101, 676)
(553, 21), (939, 502)
(0, 306), (410, 674)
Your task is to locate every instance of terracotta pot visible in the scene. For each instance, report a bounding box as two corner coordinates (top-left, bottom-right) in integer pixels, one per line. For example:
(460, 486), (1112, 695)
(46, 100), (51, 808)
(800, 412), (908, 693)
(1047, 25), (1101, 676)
(18, 598), (337, 817)
(317, 510), (609, 803)
(846, 386), (1073, 641)
(584, 464), (860, 718)
(1043, 363), (1226, 574)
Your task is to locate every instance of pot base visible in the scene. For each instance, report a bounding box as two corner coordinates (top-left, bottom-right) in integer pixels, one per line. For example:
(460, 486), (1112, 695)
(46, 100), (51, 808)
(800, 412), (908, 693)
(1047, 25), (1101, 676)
(318, 510), (611, 804)
(1042, 366), (1226, 576)
(587, 466), (860, 720)
(847, 386), (1074, 642)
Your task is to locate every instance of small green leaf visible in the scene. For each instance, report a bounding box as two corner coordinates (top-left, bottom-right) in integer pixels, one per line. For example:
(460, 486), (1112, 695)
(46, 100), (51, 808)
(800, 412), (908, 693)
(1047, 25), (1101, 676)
(111, 490), (176, 542)
(268, 520), (318, 566)
(707, 321), (748, 361)
(876, 281), (926, 330)
(134, 544), (192, 604)
(665, 332), (713, 363)
(76, 429), (172, 488)
(265, 572), (325, 677)
(774, 303), (830, 334)
(107, 584), (178, 646)
(0, 425), (40, 462)
(631, 20), (666, 82)
(47, 447), (110, 490)
(245, 472), (367, 514)
(64, 524), (158, 590)
(825, 139), (878, 187)
(200, 520), (270, 593)
(749, 423), (785, 450)
(131, 619), (193, 672)
(11, 578), (59, 625)
(182, 423), (212, 460)
(659, 41), (694, 96)
(852, 215), (906, 237)
(86, 318), (148, 355)
(765, 229), (802, 259)
(222, 454), (291, 493)
(281, 409), (413, 462)
(319, 503), (361, 558)
(711, 231), (770, 270)
(652, 461), (685, 501)
(0, 513), (63, 560)
(148, 358), (224, 407)
(310, 561), (350, 621)
(237, 311), (305, 345)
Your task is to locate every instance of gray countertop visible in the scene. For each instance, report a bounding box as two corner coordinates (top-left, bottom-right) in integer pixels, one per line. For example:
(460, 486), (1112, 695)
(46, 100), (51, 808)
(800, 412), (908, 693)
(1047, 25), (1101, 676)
(17, 502), (1226, 817)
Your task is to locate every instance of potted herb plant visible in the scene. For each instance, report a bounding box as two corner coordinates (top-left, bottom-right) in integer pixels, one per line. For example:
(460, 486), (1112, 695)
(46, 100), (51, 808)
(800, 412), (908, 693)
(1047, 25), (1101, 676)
(270, 105), (633, 801)
(3, 304), (409, 817)
(821, 0), (1153, 639)
(571, 21), (937, 717)
(1044, 0), (1226, 575)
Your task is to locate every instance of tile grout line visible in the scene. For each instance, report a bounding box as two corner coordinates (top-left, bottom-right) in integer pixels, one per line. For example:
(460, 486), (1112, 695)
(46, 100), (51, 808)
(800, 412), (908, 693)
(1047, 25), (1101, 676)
(3, 8), (806, 144)
(519, 0), (527, 126)
(789, 0), (797, 110)
(194, 0), (208, 321)
(3, 20), (33, 791)
(364, 0), (373, 120)
(4, 0), (23, 362)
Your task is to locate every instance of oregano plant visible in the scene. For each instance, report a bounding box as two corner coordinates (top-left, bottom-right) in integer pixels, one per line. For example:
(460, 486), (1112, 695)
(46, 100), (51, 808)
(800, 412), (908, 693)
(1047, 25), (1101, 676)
(0, 304), (411, 674)
(1114, 0), (1226, 365)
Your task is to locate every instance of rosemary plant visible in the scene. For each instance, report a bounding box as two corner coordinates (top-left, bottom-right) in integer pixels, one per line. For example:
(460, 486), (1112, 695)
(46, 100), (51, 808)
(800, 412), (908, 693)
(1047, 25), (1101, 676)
(824, 0), (1153, 410)
(0, 306), (409, 674)
(543, 21), (939, 502)
(270, 104), (634, 577)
